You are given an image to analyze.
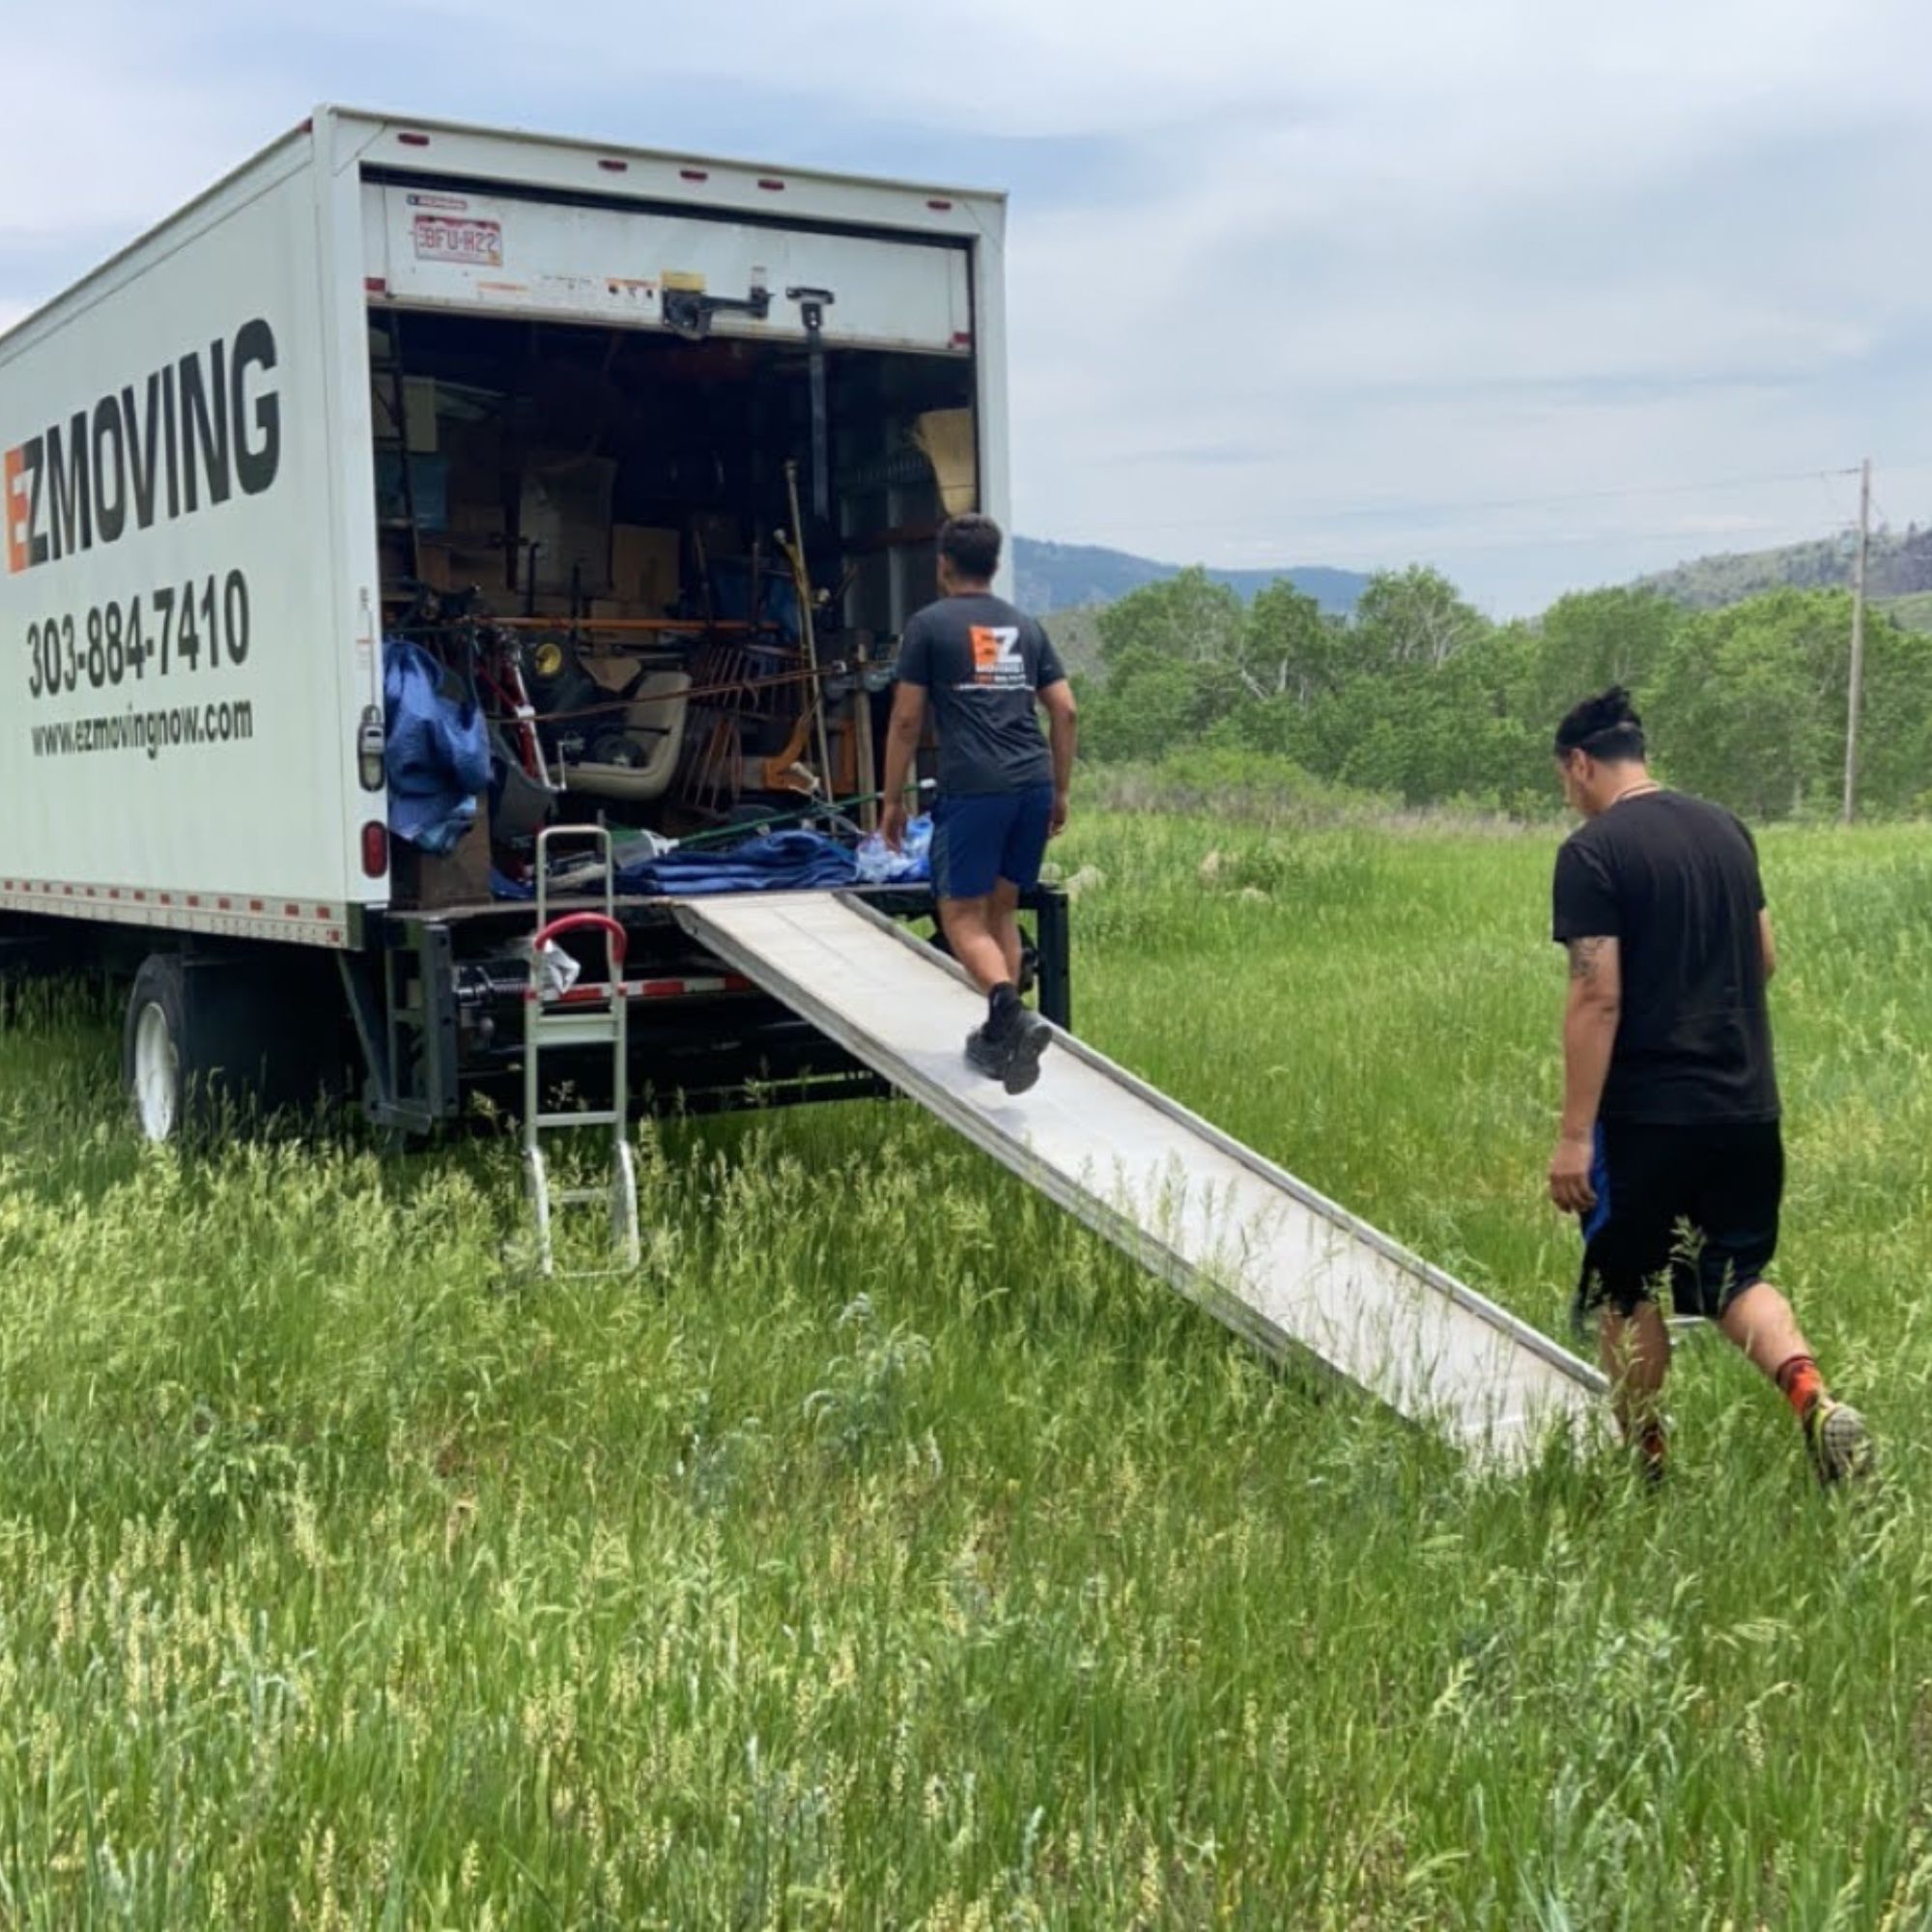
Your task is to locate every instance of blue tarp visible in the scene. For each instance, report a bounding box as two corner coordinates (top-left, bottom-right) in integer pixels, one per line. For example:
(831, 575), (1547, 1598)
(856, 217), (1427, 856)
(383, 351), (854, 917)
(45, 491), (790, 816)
(490, 829), (880, 902)
(707, 558), (802, 644)
(384, 639), (491, 855)
(614, 829), (859, 896)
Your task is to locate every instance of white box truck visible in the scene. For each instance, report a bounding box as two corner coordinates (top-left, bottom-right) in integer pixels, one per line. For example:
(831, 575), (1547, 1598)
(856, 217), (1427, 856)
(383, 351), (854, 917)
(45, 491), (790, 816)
(0, 107), (1069, 1140)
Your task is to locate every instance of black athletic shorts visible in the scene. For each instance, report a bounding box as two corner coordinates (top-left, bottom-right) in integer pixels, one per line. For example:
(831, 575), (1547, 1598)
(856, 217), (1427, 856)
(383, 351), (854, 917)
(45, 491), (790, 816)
(1577, 1120), (1783, 1321)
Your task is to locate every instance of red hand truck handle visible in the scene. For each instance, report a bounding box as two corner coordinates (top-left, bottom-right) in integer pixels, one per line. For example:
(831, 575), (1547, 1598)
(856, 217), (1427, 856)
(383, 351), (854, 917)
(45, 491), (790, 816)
(532, 911), (629, 972)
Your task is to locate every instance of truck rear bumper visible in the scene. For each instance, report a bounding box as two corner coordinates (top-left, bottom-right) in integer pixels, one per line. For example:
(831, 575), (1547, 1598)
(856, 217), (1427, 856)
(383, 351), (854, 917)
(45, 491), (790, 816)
(346, 884), (1071, 1135)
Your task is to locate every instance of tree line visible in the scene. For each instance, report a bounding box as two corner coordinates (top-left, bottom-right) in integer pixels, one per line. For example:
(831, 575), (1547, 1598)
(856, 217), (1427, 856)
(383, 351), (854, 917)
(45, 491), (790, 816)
(1069, 568), (1932, 820)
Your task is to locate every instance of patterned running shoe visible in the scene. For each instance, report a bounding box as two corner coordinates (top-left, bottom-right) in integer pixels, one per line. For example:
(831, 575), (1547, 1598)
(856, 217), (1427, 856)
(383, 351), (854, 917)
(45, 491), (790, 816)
(1804, 1398), (1873, 1486)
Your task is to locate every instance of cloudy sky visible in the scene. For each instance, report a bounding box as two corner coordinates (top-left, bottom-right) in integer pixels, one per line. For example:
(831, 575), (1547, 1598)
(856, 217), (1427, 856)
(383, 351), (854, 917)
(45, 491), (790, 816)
(5, 0), (1925, 611)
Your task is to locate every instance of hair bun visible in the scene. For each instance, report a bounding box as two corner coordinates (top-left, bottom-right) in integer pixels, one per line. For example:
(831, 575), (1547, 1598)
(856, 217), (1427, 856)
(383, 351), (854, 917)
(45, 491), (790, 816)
(1589, 687), (1638, 731)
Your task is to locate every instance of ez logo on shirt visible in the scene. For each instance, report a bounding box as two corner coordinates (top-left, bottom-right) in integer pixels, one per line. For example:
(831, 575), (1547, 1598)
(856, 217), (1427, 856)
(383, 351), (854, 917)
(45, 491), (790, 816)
(967, 625), (1026, 691)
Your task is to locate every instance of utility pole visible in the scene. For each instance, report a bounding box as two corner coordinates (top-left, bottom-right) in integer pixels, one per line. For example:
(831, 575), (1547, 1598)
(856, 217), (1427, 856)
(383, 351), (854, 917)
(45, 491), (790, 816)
(1842, 456), (1871, 825)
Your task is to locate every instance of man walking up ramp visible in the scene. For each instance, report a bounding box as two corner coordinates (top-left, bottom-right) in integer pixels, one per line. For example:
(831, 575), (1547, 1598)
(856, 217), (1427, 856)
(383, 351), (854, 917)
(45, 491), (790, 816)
(881, 515), (1077, 1094)
(675, 891), (1605, 1470)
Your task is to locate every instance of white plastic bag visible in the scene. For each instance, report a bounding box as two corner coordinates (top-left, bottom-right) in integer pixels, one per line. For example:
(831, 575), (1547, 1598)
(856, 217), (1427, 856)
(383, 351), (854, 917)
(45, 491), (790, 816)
(855, 813), (933, 884)
(534, 939), (582, 1002)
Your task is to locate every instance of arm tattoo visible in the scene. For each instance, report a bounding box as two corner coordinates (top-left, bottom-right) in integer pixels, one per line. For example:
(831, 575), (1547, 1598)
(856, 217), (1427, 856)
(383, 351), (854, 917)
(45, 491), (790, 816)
(1567, 937), (1608, 983)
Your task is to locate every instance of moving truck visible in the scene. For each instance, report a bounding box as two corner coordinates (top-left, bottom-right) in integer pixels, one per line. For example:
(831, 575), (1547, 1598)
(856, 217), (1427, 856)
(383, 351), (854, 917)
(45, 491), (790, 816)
(0, 107), (1069, 1141)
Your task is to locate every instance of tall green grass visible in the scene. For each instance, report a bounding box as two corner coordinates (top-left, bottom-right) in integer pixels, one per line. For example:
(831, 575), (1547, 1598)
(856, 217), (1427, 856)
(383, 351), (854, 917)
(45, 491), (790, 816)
(0, 820), (1928, 1927)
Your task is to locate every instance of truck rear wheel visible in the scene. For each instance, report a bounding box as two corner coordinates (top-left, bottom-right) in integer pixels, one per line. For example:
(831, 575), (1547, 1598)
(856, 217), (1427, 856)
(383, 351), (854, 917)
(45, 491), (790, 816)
(122, 952), (343, 1145)
(125, 956), (193, 1142)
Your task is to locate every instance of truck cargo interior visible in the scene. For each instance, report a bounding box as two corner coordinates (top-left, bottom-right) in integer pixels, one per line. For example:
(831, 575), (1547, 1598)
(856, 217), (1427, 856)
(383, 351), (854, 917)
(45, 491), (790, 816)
(369, 306), (977, 909)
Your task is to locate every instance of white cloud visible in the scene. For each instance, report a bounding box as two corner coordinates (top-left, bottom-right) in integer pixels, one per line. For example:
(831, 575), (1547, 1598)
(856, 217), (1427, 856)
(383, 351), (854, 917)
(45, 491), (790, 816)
(5, 0), (1930, 608)
(0, 34), (265, 238)
(389, 0), (1911, 149)
(988, 5), (1932, 606)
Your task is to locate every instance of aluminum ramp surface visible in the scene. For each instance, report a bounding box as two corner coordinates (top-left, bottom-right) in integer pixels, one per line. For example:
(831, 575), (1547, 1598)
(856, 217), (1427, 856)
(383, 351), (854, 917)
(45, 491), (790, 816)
(674, 892), (1606, 1468)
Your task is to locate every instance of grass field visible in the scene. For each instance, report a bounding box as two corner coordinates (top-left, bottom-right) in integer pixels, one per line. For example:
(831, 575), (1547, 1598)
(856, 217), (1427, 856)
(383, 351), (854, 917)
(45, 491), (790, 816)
(2, 817), (1930, 1927)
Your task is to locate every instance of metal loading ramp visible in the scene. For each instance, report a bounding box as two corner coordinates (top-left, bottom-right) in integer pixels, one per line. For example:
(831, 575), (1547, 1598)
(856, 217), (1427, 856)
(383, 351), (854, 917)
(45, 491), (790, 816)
(674, 892), (1606, 1468)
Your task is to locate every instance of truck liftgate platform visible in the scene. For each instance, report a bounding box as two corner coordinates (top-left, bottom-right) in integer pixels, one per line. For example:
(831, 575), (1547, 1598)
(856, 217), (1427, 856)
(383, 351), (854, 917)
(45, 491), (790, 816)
(673, 893), (1607, 1469)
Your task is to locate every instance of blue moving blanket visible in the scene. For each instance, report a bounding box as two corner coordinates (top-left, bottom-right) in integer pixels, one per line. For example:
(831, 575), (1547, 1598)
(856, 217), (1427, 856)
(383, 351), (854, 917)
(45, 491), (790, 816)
(614, 830), (859, 896)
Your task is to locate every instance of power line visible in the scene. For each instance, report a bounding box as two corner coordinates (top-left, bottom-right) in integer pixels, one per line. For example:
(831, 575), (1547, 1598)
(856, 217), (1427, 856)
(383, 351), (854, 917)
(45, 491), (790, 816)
(1815, 467), (1862, 530)
(1310, 466), (1862, 524)
(1060, 465), (1865, 542)
(1086, 515), (1859, 570)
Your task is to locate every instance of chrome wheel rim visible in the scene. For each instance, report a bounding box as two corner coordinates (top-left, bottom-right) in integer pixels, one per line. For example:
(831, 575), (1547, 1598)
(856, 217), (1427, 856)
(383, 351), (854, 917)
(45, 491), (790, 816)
(133, 1002), (179, 1141)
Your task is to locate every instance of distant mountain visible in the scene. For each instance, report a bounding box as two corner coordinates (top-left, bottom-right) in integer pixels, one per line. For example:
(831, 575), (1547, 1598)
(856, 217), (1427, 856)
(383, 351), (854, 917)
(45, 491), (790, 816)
(1012, 536), (1368, 618)
(1636, 525), (1932, 613)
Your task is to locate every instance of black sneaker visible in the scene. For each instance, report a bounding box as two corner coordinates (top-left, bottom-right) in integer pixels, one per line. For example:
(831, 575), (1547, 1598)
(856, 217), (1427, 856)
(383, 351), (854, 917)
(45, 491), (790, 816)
(1001, 1009), (1051, 1094)
(965, 1025), (1006, 1082)
(964, 1011), (1051, 1094)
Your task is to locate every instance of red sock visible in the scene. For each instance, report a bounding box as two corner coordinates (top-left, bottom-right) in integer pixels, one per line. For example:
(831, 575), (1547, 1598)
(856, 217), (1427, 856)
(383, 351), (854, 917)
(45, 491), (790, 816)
(1776, 1354), (1824, 1419)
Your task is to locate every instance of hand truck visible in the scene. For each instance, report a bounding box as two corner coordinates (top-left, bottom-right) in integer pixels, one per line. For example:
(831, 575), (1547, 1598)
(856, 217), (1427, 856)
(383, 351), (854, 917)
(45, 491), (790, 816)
(524, 826), (640, 1278)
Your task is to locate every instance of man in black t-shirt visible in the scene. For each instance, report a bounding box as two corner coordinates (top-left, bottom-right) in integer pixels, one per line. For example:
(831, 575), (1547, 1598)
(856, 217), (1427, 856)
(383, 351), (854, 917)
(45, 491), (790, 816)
(1548, 687), (1869, 1485)
(881, 515), (1078, 1093)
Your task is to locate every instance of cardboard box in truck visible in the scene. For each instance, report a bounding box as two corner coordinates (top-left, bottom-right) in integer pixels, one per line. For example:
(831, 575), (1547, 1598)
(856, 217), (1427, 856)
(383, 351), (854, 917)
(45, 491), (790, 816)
(520, 456), (615, 597)
(611, 526), (681, 612)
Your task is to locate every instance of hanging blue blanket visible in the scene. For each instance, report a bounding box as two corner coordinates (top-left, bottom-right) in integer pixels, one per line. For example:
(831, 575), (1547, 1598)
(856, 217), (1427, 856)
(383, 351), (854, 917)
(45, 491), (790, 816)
(384, 639), (491, 854)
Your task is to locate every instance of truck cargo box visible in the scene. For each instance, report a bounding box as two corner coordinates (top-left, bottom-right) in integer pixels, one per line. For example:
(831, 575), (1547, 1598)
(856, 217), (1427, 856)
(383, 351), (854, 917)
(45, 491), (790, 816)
(0, 110), (1069, 1145)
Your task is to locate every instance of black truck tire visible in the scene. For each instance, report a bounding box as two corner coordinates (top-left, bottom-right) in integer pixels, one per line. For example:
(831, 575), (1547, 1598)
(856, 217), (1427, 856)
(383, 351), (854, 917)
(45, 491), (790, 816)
(122, 952), (342, 1145)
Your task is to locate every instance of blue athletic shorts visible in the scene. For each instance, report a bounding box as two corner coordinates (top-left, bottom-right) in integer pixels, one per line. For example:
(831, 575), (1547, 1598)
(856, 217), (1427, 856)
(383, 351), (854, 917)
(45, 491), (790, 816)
(931, 784), (1056, 901)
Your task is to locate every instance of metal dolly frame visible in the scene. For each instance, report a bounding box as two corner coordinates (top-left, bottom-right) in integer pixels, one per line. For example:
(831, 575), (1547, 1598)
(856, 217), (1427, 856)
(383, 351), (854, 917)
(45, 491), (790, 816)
(524, 827), (641, 1279)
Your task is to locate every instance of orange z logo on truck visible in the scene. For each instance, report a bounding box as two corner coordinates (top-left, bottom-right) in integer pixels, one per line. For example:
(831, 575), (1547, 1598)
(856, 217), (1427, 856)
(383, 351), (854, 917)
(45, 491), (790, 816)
(3, 445), (25, 577)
